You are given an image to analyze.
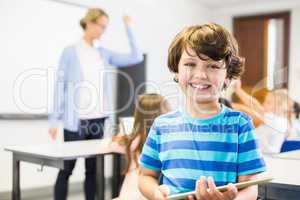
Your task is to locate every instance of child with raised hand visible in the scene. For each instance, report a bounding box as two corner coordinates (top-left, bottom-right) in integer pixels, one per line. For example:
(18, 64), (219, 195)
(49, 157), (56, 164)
(138, 23), (266, 200)
(108, 93), (171, 200)
(233, 79), (294, 154)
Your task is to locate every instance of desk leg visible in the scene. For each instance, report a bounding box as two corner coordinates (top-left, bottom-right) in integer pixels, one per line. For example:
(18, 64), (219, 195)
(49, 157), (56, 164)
(12, 154), (20, 200)
(112, 154), (121, 198)
(96, 155), (105, 200)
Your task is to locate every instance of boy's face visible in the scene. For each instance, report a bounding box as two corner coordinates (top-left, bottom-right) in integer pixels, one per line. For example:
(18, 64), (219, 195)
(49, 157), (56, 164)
(176, 47), (229, 104)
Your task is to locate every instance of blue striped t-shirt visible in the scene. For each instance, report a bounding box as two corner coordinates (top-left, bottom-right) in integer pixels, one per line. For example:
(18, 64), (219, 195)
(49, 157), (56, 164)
(139, 106), (266, 194)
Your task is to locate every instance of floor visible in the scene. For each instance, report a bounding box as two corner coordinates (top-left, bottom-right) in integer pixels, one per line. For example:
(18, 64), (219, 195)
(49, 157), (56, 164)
(41, 191), (113, 200)
(22, 181), (113, 200)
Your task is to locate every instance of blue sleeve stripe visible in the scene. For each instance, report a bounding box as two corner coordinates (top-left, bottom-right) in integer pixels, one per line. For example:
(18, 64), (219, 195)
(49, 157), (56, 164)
(238, 158), (266, 173)
(148, 129), (158, 140)
(139, 154), (162, 169)
(145, 137), (158, 150)
(239, 121), (254, 134)
(142, 145), (159, 160)
(238, 131), (256, 143)
(160, 141), (237, 152)
(162, 159), (237, 172)
(139, 161), (161, 172)
(238, 140), (259, 153)
(238, 166), (266, 176)
(238, 115), (251, 126)
(238, 149), (262, 163)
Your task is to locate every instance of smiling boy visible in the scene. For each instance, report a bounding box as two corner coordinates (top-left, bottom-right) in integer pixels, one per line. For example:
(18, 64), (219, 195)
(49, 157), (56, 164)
(138, 23), (266, 200)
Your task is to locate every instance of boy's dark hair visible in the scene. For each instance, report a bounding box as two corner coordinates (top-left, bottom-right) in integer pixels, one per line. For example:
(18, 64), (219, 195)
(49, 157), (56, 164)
(167, 23), (245, 80)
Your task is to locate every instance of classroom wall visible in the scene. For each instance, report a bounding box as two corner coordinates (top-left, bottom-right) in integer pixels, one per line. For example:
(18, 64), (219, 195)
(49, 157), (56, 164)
(210, 1), (300, 102)
(0, 0), (209, 114)
(0, 0), (210, 193)
(289, 7), (300, 102)
(0, 0), (84, 114)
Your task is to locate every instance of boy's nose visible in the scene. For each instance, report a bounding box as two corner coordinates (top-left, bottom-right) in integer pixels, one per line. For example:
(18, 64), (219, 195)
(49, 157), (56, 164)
(193, 67), (208, 79)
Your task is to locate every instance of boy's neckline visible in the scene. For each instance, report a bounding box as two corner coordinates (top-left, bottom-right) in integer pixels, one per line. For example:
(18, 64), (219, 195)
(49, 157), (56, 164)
(180, 104), (227, 124)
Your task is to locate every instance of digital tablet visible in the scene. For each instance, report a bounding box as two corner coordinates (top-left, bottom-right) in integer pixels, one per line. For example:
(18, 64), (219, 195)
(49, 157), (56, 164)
(167, 177), (273, 200)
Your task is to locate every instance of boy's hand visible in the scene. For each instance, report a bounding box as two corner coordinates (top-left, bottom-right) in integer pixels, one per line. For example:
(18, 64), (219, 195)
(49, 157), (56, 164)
(154, 185), (170, 200)
(188, 176), (238, 200)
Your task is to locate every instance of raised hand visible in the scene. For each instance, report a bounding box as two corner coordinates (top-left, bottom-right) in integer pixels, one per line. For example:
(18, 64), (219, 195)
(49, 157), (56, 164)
(123, 15), (132, 27)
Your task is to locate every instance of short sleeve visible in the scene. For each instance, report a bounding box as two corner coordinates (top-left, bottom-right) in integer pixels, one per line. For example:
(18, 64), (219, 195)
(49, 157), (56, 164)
(139, 121), (162, 172)
(237, 114), (266, 176)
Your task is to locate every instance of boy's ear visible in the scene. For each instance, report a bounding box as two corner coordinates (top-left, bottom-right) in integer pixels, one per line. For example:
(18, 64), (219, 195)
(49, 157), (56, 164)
(173, 74), (179, 83)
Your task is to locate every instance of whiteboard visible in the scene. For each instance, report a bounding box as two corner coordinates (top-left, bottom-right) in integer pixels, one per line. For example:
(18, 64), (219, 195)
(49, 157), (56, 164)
(0, 0), (85, 114)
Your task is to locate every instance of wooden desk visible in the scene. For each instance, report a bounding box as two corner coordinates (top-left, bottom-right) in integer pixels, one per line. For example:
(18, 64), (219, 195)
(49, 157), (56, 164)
(5, 139), (113, 200)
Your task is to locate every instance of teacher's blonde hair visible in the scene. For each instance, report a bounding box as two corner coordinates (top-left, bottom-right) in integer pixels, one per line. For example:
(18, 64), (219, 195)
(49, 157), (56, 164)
(80, 8), (108, 30)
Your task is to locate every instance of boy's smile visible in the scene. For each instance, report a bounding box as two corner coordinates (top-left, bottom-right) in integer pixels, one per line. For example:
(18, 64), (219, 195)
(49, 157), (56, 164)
(189, 81), (212, 92)
(177, 47), (229, 104)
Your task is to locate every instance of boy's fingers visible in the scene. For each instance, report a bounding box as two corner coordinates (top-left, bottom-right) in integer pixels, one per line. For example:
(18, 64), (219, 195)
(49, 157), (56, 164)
(223, 183), (238, 200)
(207, 177), (223, 200)
(154, 185), (170, 200)
(227, 183), (238, 195)
(207, 176), (217, 191)
(186, 195), (195, 200)
(159, 185), (170, 197)
(154, 192), (166, 200)
(195, 176), (208, 200)
(223, 191), (236, 200)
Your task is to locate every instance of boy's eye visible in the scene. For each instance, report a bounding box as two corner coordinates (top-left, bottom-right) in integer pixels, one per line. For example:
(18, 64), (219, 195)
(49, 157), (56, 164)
(208, 64), (222, 70)
(184, 62), (196, 67)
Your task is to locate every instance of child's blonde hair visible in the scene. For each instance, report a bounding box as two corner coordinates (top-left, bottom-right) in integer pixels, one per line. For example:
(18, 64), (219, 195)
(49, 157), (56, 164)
(264, 89), (294, 117)
(168, 23), (244, 80)
(113, 93), (169, 173)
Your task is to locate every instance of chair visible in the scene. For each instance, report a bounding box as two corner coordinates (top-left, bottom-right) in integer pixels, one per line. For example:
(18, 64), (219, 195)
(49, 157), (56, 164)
(280, 140), (300, 152)
(118, 117), (134, 135)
